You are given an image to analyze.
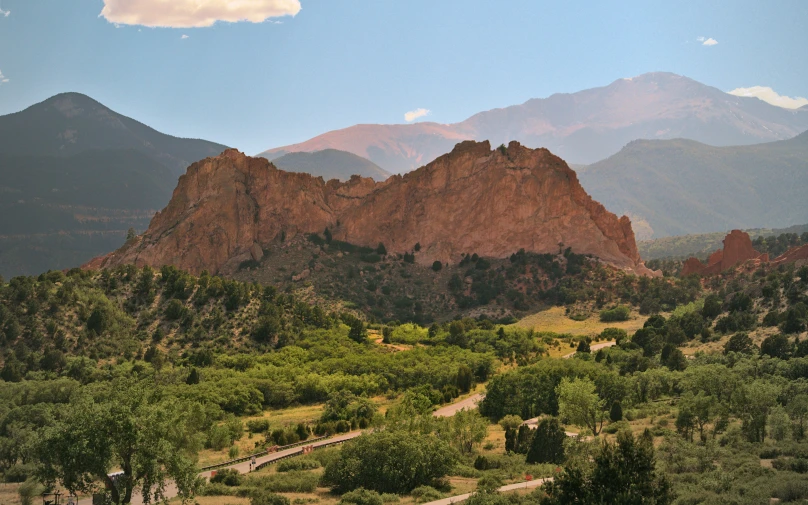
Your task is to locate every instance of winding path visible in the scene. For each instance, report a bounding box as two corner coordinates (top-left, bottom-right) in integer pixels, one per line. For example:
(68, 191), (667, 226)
(77, 392), (488, 505)
(422, 478), (551, 505)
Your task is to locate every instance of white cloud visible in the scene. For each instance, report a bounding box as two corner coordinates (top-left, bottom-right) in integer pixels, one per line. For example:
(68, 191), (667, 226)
(696, 36), (705, 42)
(404, 108), (430, 122)
(702, 37), (718, 46)
(0, 2), (9, 17)
(181, 34), (189, 39)
(100, 0), (301, 28)
(0, 69), (8, 84)
(728, 86), (808, 109)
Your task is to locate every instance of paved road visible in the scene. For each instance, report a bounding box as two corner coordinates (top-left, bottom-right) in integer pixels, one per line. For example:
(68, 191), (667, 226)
(562, 340), (616, 359)
(422, 478), (551, 505)
(433, 393), (484, 417)
(78, 392), (486, 504)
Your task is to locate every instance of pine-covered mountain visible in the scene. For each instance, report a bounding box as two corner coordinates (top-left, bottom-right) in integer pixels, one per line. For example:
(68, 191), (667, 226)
(0, 93), (228, 278)
(259, 72), (808, 173)
(268, 149), (392, 181)
(577, 130), (808, 239)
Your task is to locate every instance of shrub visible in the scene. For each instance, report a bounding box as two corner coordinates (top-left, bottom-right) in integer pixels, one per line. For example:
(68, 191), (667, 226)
(340, 488), (384, 505)
(246, 419), (271, 434)
(526, 417), (566, 465)
(410, 486), (443, 503)
(247, 471), (318, 493)
(251, 490), (292, 505)
(599, 306), (630, 322)
(199, 482), (236, 496)
(322, 431), (456, 493)
(380, 493), (400, 503)
(277, 457), (321, 472)
(432, 261), (443, 272)
(772, 479), (808, 503)
(210, 468), (244, 487)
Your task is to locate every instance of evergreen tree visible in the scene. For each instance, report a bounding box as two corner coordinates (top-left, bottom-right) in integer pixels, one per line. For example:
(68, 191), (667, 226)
(609, 401), (623, 422)
(526, 417), (566, 464)
(186, 367), (200, 385)
(541, 430), (674, 505)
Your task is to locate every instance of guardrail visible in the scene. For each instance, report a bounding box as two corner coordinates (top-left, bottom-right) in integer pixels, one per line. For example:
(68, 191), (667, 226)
(200, 435), (328, 472)
(253, 434), (354, 472)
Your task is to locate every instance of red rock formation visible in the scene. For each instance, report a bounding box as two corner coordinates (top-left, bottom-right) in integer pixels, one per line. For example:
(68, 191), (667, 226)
(773, 244), (808, 267)
(88, 141), (657, 276)
(680, 230), (806, 276)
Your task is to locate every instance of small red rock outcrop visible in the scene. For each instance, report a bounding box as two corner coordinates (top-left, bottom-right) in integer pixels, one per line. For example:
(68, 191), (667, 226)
(681, 230), (806, 276)
(87, 141), (657, 276)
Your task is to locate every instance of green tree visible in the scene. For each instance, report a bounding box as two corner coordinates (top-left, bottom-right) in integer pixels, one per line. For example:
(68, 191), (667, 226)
(576, 339), (591, 354)
(557, 377), (606, 436)
(541, 431), (674, 505)
(431, 261), (443, 272)
(609, 402), (623, 422)
(701, 294), (723, 319)
(768, 405), (791, 442)
(376, 243), (387, 256)
(322, 431), (456, 494)
(447, 409), (488, 454)
(788, 394), (808, 440)
(348, 319), (368, 344)
(186, 367), (200, 385)
(455, 365), (474, 393)
(446, 321), (468, 348)
(526, 417), (566, 464)
(732, 380), (780, 443)
(760, 334), (792, 360)
(724, 332), (756, 355)
(35, 380), (200, 504)
(498, 415), (523, 432)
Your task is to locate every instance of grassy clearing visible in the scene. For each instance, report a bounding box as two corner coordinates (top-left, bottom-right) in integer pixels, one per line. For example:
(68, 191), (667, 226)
(511, 306), (647, 338)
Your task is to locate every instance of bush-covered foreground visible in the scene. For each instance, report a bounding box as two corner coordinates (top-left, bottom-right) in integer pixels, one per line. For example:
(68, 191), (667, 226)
(0, 260), (806, 504)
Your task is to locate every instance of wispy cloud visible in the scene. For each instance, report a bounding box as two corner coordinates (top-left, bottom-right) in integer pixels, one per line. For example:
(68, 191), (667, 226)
(728, 86), (808, 109)
(701, 37), (718, 46)
(181, 34), (189, 39)
(0, 69), (9, 84)
(0, 4), (10, 17)
(404, 108), (430, 122)
(100, 0), (301, 28)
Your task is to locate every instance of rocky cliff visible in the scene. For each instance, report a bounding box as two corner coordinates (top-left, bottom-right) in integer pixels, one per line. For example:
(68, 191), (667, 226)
(88, 141), (656, 276)
(678, 229), (808, 276)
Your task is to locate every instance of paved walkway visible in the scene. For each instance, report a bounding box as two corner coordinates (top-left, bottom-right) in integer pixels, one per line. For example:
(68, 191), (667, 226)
(422, 478), (551, 505)
(78, 392), (486, 504)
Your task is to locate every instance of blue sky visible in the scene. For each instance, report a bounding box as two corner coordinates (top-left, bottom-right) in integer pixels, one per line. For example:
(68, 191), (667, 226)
(0, 0), (806, 154)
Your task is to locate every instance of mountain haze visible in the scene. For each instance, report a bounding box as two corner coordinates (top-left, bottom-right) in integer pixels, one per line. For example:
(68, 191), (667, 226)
(578, 130), (808, 239)
(0, 93), (228, 278)
(259, 73), (808, 173)
(269, 149), (392, 181)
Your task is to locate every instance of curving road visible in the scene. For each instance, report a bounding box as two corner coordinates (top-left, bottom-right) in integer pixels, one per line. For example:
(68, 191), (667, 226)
(421, 478), (552, 505)
(562, 340), (616, 359)
(78, 391), (487, 505)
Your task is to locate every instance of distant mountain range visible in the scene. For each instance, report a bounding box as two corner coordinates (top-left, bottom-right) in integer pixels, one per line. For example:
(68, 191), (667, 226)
(259, 72), (808, 173)
(0, 93), (227, 278)
(577, 130), (808, 239)
(268, 149), (392, 181)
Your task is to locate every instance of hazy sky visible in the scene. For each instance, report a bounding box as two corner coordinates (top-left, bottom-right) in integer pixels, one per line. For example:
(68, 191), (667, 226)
(0, 0), (806, 154)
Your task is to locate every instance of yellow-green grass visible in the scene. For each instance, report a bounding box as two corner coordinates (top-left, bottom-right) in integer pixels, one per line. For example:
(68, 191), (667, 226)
(0, 483), (21, 505)
(512, 306), (648, 338)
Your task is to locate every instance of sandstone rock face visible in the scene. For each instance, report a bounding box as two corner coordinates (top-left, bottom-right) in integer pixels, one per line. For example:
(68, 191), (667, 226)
(89, 141), (656, 276)
(680, 230), (797, 276)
